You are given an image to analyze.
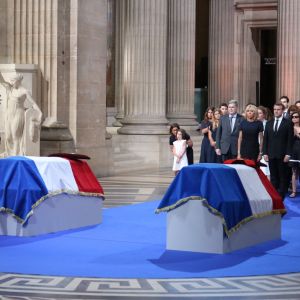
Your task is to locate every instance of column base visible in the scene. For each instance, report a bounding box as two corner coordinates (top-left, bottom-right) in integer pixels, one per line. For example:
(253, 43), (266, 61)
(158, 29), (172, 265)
(167, 113), (199, 128)
(118, 124), (169, 135)
(40, 122), (75, 156)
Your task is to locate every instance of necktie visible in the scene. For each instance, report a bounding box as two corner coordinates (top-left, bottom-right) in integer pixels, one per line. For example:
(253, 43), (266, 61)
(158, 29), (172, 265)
(229, 116), (234, 132)
(274, 119), (279, 132)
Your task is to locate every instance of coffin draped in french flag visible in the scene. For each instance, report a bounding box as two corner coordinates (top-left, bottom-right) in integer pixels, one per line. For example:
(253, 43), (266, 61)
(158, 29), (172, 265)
(0, 156), (104, 225)
(156, 160), (285, 237)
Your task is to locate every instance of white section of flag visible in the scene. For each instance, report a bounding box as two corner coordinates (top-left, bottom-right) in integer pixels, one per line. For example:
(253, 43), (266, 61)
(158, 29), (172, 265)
(227, 164), (273, 215)
(26, 156), (79, 192)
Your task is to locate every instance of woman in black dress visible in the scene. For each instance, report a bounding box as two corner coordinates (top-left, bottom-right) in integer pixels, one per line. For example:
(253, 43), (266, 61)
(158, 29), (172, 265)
(169, 123), (194, 165)
(289, 111), (300, 198)
(208, 109), (222, 163)
(237, 104), (264, 162)
(198, 106), (214, 162)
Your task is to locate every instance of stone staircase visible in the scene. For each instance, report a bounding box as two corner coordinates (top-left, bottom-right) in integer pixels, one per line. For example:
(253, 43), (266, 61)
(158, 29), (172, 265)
(111, 143), (149, 174)
(108, 127), (203, 175)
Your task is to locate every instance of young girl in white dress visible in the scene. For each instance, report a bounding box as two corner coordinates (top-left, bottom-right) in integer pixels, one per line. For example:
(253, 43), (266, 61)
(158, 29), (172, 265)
(172, 129), (188, 175)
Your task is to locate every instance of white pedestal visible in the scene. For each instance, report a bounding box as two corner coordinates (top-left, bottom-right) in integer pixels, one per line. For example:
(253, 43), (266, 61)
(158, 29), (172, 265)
(0, 194), (103, 236)
(167, 200), (281, 254)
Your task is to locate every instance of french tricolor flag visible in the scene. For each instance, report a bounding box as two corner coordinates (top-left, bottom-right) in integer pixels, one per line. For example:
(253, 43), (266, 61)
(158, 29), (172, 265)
(156, 160), (285, 237)
(0, 156), (104, 224)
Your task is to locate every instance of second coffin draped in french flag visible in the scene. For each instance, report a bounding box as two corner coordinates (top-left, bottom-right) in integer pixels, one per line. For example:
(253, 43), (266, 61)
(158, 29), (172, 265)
(156, 160), (285, 237)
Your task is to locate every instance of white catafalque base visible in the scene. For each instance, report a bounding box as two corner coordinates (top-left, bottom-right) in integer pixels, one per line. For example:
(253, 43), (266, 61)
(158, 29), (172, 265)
(0, 194), (103, 236)
(167, 200), (281, 254)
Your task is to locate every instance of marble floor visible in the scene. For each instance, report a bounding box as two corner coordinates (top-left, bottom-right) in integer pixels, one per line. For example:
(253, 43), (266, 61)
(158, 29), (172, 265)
(0, 168), (300, 299)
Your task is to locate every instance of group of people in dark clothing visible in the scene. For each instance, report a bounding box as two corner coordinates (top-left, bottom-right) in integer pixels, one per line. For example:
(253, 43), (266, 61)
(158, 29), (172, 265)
(169, 96), (300, 200)
(198, 97), (300, 200)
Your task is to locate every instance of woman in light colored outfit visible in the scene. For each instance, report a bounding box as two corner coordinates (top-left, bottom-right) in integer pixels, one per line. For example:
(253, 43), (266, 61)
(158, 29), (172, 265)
(172, 129), (188, 175)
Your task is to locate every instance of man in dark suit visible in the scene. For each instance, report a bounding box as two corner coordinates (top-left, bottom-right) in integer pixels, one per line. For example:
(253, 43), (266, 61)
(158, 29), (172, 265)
(263, 103), (294, 199)
(280, 95), (290, 119)
(216, 100), (244, 162)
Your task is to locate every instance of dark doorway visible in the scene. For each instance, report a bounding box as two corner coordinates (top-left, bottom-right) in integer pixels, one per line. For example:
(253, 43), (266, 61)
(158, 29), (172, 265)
(259, 29), (277, 109)
(195, 0), (209, 121)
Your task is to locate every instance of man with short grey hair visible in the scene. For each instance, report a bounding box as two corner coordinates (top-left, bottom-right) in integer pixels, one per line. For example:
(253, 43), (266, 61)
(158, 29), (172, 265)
(215, 100), (244, 162)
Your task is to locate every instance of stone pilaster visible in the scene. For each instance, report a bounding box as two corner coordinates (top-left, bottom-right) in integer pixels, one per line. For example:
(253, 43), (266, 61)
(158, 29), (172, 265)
(208, 0), (234, 107)
(166, 0), (198, 127)
(113, 0), (125, 127)
(118, 0), (169, 135)
(68, 0), (107, 174)
(0, 0), (7, 63)
(277, 0), (300, 102)
(7, 0), (69, 126)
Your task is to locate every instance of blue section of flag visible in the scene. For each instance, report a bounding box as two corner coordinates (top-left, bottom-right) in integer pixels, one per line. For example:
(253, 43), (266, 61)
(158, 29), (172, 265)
(157, 163), (252, 232)
(0, 156), (49, 223)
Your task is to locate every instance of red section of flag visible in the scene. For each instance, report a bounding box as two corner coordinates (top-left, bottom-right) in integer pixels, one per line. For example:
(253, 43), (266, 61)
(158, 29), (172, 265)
(255, 167), (284, 210)
(65, 159), (104, 195)
(224, 159), (284, 211)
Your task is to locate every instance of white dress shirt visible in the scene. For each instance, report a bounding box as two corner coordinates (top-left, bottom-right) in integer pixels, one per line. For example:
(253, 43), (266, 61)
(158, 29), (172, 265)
(229, 113), (237, 132)
(273, 115), (283, 132)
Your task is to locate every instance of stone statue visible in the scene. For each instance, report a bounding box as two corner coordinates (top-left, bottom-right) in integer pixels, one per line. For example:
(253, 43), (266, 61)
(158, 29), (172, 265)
(0, 72), (42, 156)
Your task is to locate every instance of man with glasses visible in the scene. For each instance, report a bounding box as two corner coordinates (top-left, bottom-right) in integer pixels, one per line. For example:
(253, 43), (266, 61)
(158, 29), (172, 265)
(263, 103), (293, 199)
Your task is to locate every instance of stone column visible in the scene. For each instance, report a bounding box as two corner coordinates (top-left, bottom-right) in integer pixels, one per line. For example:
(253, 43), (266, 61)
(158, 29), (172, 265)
(208, 0), (235, 107)
(277, 0), (300, 102)
(166, 0), (198, 127)
(5, 0), (74, 155)
(6, 0), (68, 125)
(0, 0), (7, 63)
(118, 0), (169, 135)
(113, 0), (125, 127)
(68, 0), (108, 174)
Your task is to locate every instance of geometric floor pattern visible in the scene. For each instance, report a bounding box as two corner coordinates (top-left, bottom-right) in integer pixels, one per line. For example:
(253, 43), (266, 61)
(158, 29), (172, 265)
(1, 168), (299, 299)
(1, 273), (300, 299)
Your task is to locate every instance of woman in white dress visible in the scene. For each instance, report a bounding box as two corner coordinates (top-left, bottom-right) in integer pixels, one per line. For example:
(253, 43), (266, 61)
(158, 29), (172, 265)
(0, 72), (42, 156)
(172, 129), (188, 175)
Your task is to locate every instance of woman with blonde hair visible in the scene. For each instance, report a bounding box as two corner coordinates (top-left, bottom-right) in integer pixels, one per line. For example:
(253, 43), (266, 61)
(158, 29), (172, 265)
(237, 104), (264, 162)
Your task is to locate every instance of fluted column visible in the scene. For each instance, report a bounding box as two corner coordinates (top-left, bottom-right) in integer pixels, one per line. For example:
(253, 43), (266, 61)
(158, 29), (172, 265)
(277, 0), (300, 102)
(166, 0), (198, 127)
(118, 0), (168, 135)
(208, 0), (234, 107)
(6, 0), (68, 126)
(113, 0), (125, 127)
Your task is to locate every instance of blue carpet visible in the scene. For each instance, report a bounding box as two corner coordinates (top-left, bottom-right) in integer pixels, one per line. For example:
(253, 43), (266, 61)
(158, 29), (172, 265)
(1, 198), (300, 278)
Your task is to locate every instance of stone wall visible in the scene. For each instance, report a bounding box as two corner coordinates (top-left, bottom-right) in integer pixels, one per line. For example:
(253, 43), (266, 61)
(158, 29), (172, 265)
(0, 0), (108, 176)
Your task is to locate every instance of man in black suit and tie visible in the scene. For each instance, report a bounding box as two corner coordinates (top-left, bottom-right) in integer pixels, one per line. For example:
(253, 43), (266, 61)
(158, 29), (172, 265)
(263, 103), (294, 199)
(280, 95), (290, 119)
(216, 100), (244, 162)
